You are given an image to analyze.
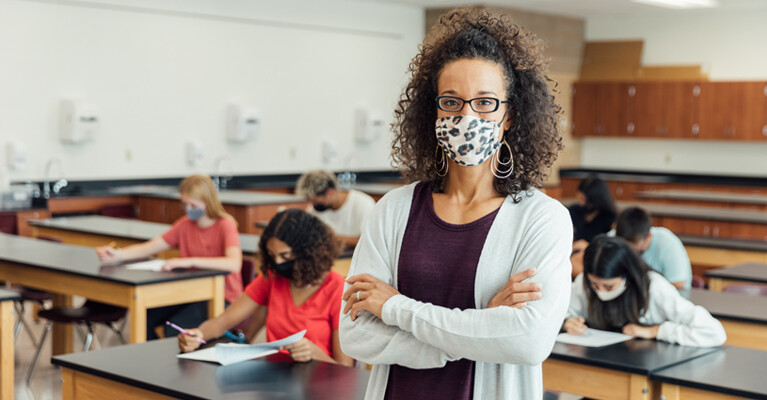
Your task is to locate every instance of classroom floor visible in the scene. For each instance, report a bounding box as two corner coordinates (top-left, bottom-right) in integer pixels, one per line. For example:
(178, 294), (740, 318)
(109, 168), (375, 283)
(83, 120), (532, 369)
(13, 302), (119, 400)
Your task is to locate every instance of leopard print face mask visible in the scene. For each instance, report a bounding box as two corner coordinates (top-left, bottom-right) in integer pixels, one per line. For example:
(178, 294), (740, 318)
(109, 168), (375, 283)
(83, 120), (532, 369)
(435, 115), (502, 167)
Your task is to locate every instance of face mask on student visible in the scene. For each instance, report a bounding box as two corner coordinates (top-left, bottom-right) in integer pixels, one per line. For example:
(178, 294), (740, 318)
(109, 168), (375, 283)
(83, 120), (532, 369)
(593, 278), (627, 302)
(185, 206), (205, 221)
(435, 115), (502, 167)
(313, 203), (331, 212)
(272, 260), (295, 280)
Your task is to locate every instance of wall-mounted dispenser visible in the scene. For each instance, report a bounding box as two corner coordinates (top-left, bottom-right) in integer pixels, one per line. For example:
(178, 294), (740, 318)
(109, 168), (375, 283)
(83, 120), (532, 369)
(354, 108), (385, 144)
(5, 141), (27, 170)
(186, 140), (204, 166)
(322, 139), (338, 164)
(60, 100), (99, 143)
(227, 104), (260, 143)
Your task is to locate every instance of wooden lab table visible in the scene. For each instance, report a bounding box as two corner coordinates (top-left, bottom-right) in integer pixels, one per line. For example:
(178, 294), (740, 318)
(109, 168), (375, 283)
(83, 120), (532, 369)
(30, 215), (260, 257)
(0, 233), (226, 355)
(543, 339), (718, 400)
(685, 288), (767, 351)
(52, 338), (370, 400)
(652, 346), (767, 399)
(0, 289), (21, 400)
(705, 263), (767, 291)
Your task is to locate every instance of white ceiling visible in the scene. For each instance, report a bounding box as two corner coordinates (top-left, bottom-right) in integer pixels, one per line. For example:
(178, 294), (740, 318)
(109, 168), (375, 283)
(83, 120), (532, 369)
(369, 0), (767, 19)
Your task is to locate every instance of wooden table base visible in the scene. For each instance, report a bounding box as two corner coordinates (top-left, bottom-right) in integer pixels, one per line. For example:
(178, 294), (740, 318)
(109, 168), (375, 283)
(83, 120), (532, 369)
(543, 358), (656, 400)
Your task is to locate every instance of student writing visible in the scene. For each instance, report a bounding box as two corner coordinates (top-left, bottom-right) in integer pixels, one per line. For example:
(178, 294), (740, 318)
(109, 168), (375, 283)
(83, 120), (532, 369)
(96, 174), (242, 339)
(178, 209), (354, 366)
(564, 235), (726, 347)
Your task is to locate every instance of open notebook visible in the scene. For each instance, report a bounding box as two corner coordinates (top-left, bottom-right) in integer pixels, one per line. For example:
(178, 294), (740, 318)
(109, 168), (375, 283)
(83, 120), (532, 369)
(177, 330), (306, 366)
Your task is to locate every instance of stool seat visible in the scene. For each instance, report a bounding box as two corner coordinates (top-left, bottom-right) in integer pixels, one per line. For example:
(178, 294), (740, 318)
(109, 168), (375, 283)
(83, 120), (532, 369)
(18, 287), (52, 303)
(38, 302), (126, 324)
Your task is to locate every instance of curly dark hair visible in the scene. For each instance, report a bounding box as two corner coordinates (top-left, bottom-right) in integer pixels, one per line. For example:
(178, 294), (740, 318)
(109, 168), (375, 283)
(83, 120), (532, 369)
(259, 209), (341, 286)
(391, 7), (563, 201)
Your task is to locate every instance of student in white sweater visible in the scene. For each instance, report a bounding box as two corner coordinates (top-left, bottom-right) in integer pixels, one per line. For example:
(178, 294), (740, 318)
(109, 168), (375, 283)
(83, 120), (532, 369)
(339, 8), (573, 400)
(564, 235), (726, 347)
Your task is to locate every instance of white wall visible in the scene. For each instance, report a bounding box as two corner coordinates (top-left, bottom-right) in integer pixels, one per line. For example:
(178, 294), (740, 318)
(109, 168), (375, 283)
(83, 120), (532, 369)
(0, 0), (424, 181)
(582, 9), (767, 176)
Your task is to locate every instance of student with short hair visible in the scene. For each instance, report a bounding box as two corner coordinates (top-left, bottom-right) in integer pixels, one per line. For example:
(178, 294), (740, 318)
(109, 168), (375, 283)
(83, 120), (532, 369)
(614, 206), (692, 289)
(96, 174), (242, 339)
(295, 169), (375, 247)
(178, 209), (354, 366)
(564, 235), (725, 347)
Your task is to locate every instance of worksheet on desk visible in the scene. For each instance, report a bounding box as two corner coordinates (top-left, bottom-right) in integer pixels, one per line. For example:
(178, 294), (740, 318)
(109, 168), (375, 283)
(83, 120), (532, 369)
(123, 259), (166, 271)
(177, 330), (306, 366)
(556, 329), (632, 347)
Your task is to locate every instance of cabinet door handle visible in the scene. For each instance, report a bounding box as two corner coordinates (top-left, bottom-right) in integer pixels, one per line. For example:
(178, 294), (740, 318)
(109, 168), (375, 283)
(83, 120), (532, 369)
(628, 86), (636, 97)
(703, 226), (710, 235)
(693, 85), (701, 96)
(627, 123), (635, 134)
(762, 125), (767, 137)
(692, 124), (700, 136)
(713, 226), (720, 237)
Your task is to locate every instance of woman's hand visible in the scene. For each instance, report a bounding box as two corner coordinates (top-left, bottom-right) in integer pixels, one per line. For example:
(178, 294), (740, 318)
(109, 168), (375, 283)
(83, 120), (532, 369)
(95, 246), (121, 263)
(177, 328), (205, 353)
(162, 258), (194, 271)
(343, 274), (400, 321)
(564, 317), (588, 335)
(623, 323), (659, 339)
(487, 268), (541, 309)
(283, 338), (321, 363)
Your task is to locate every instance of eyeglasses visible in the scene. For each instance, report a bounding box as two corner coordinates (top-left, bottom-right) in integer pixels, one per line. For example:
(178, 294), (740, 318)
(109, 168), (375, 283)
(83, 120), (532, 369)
(435, 96), (509, 113)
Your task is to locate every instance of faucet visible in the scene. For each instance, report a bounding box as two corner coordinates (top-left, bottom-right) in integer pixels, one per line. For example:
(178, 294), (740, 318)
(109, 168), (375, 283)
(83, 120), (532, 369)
(338, 154), (357, 190)
(43, 158), (67, 199)
(213, 156), (233, 191)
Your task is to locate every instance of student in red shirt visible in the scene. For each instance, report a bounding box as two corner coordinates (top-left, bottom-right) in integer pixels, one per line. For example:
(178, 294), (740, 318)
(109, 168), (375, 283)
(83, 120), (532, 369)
(96, 174), (242, 339)
(177, 209), (354, 366)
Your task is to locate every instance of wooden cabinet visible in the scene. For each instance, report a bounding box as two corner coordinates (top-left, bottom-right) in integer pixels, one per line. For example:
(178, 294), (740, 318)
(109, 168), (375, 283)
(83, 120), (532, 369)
(136, 197), (183, 225)
(572, 82), (631, 137)
(629, 82), (700, 138)
(699, 82), (767, 140)
(572, 80), (767, 141)
(16, 209), (52, 237)
(605, 180), (641, 201)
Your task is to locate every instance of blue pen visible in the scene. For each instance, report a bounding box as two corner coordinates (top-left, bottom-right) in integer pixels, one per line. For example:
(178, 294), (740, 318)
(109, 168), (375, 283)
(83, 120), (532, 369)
(224, 330), (247, 344)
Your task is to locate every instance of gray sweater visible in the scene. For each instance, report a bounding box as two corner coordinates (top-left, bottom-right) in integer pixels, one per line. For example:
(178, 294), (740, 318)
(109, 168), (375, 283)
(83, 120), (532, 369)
(339, 183), (573, 399)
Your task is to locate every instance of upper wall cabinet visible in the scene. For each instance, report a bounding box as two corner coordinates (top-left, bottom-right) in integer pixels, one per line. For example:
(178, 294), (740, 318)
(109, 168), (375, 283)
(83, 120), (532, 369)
(699, 82), (767, 141)
(572, 82), (631, 137)
(572, 80), (767, 141)
(629, 82), (701, 139)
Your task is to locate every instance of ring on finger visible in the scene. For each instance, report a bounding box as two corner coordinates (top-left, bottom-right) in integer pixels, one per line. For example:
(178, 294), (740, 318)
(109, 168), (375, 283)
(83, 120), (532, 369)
(356, 291), (361, 301)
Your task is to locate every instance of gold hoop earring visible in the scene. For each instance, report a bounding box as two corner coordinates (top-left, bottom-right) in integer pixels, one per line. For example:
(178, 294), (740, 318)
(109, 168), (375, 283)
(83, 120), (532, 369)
(435, 145), (448, 177)
(491, 140), (513, 179)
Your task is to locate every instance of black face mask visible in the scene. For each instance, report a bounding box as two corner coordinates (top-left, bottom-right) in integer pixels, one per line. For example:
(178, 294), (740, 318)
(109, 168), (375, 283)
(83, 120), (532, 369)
(272, 260), (295, 280)
(313, 203), (331, 212)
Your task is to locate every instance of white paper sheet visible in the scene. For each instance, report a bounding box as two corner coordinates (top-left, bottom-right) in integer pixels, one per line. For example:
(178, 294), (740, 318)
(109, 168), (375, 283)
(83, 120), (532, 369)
(124, 259), (166, 271)
(177, 330), (307, 366)
(556, 328), (632, 347)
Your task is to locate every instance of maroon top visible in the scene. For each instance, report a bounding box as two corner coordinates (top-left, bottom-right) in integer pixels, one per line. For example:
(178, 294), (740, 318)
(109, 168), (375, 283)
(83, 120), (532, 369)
(384, 182), (499, 400)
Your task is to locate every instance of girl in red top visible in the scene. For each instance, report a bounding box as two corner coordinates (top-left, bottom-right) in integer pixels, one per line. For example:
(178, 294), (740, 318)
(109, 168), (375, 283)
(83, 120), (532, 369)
(178, 209), (354, 366)
(96, 174), (242, 339)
